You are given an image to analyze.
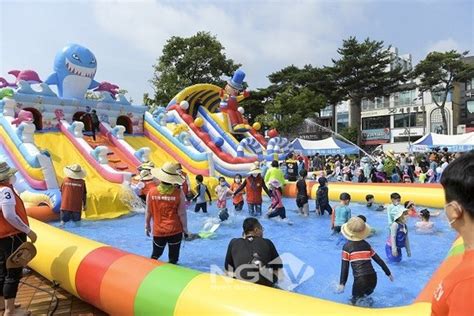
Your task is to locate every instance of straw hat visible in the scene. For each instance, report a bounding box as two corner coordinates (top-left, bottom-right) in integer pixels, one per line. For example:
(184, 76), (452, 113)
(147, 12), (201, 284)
(134, 169), (154, 181)
(7, 242), (37, 269)
(0, 161), (17, 182)
(248, 165), (262, 175)
(138, 161), (155, 171)
(150, 162), (184, 185)
(268, 179), (281, 188)
(64, 164), (86, 179)
(341, 217), (372, 241)
(386, 149), (395, 159)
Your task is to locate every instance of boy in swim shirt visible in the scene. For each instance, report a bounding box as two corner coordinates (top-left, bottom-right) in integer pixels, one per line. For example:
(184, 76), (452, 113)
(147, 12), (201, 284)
(60, 164), (87, 226)
(337, 217), (393, 305)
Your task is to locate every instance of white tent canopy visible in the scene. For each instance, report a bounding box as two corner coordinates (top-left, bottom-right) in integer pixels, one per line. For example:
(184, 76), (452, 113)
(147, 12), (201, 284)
(291, 137), (359, 155)
(411, 132), (474, 152)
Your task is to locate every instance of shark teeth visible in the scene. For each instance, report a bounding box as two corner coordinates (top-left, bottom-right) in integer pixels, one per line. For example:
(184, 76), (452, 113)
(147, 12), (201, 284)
(65, 59), (96, 78)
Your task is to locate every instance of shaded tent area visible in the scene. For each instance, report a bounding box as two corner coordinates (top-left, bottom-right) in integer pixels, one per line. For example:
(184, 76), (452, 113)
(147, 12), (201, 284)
(411, 132), (474, 152)
(291, 137), (359, 155)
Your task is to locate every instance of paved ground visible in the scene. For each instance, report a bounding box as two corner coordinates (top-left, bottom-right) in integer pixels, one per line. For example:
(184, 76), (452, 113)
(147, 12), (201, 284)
(13, 270), (106, 315)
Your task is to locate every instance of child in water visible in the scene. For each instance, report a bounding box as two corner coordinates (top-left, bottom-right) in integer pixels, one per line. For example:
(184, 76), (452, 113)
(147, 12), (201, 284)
(386, 193), (404, 226)
(316, 177), (332, 216)
(266, 179), (287, 221)
(386, 209), (411, 263)
(332, 193), (351, 233)
(230, 174), (245, 212)
(193, 175), (212, 213)
(296, 169), (309, 216)
(215, 177), (233, 221)
(365, 194), (385, 212)
(415, 209), (435, 234)
(337, 216), (393, 305)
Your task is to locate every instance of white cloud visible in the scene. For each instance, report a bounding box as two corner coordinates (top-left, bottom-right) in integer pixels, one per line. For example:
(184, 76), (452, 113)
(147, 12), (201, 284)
(92, 0), (368, 90)
(427, 38), (461, 53)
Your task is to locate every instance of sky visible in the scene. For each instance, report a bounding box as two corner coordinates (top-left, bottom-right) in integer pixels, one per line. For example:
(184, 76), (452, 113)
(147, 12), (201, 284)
(1, 0), (473, 104)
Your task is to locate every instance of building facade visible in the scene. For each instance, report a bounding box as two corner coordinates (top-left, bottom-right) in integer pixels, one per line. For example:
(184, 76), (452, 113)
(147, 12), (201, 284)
(452, 56), (474, 133)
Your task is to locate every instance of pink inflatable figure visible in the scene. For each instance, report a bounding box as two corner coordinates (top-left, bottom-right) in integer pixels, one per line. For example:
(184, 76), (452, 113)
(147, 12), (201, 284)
(94, 81), (120, 98)
(12, 110), (34, 127)
(8, 70), (42, 84)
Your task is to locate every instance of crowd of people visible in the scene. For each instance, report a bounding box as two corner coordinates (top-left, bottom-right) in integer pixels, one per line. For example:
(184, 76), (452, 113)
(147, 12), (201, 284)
(0, 149), (472, 314)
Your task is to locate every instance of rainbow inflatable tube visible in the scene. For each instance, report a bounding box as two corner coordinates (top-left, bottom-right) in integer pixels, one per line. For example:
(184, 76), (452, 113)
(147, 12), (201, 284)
(308, 182), (444, 209)
(29, 218), (463, 315)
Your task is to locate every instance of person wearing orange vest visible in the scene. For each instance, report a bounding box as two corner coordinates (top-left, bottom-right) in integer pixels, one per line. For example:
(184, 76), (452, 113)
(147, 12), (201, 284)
(146, 162), (189, 264)
(60, 164), (87, 226)
(233, 165), (271, 216)
(432, 152), (474, 316)
(230, 174), (245, 212)
(0, 162), (37, 316)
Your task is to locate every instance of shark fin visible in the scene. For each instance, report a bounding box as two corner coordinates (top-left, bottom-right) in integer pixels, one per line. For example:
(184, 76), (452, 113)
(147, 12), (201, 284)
(88, 79), (100, 89)
(45, 73), (58, 85)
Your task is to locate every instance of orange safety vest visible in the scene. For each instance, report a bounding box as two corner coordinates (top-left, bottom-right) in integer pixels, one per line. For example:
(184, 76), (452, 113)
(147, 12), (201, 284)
(148, 187), (182, 237)
(230, 182), (244, 204)
(245, 175), (264, 204)
(0, 184), (29, 238)
(60, 177), (86, 212)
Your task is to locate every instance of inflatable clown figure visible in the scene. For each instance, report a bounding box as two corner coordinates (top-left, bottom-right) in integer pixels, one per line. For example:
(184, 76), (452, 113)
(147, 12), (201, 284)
(220, 69), (251, 133)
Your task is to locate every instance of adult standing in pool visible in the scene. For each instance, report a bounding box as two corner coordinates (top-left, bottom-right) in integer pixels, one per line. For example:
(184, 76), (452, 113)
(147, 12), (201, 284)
(431, 151), (474, 316)
(0, 162), (37, 316)
(145, 162), (188, 264)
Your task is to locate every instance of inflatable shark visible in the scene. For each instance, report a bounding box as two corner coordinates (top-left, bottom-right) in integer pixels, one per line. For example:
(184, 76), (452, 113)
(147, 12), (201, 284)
(45, 44), (99, 99)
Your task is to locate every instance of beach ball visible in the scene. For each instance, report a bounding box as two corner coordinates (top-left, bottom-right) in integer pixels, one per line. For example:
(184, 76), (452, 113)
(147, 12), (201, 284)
(194, 117), (204, 127)
(252, 122), (261, 131)
(268, 128), (279, 138)
(180, 100), (189, 110)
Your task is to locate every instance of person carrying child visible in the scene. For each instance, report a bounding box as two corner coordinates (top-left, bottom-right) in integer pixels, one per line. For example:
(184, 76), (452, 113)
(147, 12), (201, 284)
(296, 169), (309, 216)
(145, 162), (188, 264)
(333, 193), (352, 233)
(230, 174), (245, 212)
(316, 177), (332, 216)
(60, 164), (87, 226)
(233, 165), (271, 216)
(266, 179), (286, 220)
(215, 177), (233, 221)
(385, 209), (411, 263)
(192, 175), (212, 213)
(337, 216), (393, 305)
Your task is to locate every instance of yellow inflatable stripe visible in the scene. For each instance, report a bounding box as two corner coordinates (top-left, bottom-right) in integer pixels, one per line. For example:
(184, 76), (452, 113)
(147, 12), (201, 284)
(175, 274), (431, 315)
(144, 122), (208, 170)
(312, 184), (444, 209)
(28, 218), (104, 296)
(0, 126), (44, 181)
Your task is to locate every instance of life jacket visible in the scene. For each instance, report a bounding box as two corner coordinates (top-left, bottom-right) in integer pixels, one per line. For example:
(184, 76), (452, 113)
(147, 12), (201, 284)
(60, 177), (86, 212)
(0, 184), (29, 238)
(231, 182), (244, 204)
(245, 175), (263, 204)
(148, 187), (182, 237)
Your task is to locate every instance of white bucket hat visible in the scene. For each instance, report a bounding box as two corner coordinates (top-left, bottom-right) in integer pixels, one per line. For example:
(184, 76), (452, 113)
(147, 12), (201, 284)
(64, 164), (86, 179)
(134, 169), (154, 181)
(151, 162), (184, 185)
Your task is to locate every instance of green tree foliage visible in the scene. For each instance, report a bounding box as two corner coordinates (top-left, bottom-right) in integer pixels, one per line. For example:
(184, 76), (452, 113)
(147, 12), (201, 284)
(151, 31), (241, 106)
(412, 50), (474, 134)
(332, 37), (407, 144)
(252, 65), (327, 135)
(339, 126), (358, 144)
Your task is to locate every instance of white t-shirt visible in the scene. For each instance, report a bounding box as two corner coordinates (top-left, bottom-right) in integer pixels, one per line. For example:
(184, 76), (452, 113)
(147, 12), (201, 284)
(0, 186), (30, 234)
(0, 186), (16, 206)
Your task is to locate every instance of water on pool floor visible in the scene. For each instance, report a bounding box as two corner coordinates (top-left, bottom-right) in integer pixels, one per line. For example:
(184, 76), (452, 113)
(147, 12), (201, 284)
(59, 198), (455, 307)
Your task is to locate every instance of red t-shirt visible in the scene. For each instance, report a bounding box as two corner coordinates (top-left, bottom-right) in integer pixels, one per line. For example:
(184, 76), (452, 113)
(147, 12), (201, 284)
(431, 250), (474, 316)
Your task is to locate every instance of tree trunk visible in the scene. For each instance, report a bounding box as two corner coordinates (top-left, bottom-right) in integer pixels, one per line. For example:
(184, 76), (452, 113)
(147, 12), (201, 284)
(349, 98), (362, 145)
(440, 105), (448, 134)
(331, 103), (336, 131)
